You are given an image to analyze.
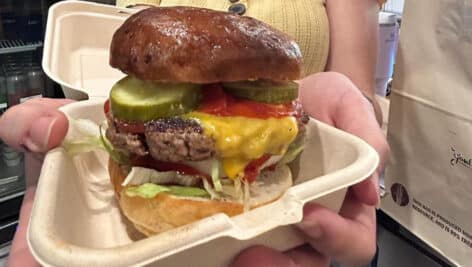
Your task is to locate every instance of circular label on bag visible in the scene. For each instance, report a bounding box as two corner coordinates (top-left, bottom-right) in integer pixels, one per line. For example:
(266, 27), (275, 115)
(391, 183), (409, 207)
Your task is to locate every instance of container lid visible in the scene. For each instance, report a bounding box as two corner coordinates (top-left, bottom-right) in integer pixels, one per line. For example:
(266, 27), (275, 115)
(42, 1), (135, 99)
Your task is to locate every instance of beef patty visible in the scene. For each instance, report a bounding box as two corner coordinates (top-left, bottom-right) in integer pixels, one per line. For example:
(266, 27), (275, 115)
(106, 117), (216, 162)
(105, 124), (147, 156)
(106, 111), (308, 163)
(144, 118), (215, 162)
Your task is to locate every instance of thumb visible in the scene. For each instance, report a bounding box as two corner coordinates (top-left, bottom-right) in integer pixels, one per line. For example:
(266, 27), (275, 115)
(0, 98), (72, 153)
(23, 110), (69, 152)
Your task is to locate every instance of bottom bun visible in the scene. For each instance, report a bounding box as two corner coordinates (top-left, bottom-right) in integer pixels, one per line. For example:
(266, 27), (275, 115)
(108, 159), (292, 236)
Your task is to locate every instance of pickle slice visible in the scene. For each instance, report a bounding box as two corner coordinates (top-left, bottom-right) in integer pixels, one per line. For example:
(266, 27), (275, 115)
(222, 80), (298, 104)
(110, 76), (201, 122)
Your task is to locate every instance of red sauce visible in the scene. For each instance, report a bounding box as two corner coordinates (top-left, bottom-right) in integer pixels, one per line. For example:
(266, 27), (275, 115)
(198, 84), (297, 119)
(243, 154), (271, 183)
(130, 155), (211, 181)
(129, 155), (269, 183)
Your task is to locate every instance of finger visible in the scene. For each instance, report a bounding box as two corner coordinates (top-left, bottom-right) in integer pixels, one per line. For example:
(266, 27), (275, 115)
(351, 172), (380, 207)
(299, 72), (353, 125)
(285, 244), (330, 267)
(336, 97), (389, 171)
(325, 75), (389, 206)
(232, 245), (296, 267)
(0, 105), (67, 152)
(336, 95), (389, 205)
(23, 109), (69, 152)
(0, 99), (72, 153)
(299, 72), (389, 206)
(297, 194), (377, 266)
(23, 97), (75, 109)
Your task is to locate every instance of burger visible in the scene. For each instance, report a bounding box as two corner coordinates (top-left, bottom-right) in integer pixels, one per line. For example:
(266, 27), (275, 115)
(102, 6), (308, 236)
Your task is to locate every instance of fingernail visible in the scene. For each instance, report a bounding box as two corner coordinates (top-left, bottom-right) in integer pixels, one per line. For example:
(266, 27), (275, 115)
(297, 220), (323, 239)
(22, 117), (58, 153)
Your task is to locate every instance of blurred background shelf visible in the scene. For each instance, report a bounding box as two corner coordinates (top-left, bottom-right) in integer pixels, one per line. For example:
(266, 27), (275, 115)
(0, 40), (43, 55)
(0, 156), (24, 197)
(0, 242), (12, 267)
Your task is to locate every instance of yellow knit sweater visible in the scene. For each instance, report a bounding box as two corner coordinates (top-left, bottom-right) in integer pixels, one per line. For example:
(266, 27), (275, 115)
(116, 1), (386, 76)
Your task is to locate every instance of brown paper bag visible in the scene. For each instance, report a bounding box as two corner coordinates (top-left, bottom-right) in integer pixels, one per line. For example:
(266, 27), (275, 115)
(381, 0), (472, 266)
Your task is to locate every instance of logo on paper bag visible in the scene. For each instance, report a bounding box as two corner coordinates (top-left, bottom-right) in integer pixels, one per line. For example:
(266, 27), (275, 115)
(450, 147), (472, 169)
(390, 183), (409, 207)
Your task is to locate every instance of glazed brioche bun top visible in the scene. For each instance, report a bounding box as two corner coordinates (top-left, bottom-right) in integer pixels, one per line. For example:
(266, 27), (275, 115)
(108, 159), (293, 236)
(109, 6), (303, 83)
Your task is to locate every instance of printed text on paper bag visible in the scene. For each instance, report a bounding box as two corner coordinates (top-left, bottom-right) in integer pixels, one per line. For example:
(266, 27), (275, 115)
(450, 147), (472, 169)
(412, 198), (472, 249)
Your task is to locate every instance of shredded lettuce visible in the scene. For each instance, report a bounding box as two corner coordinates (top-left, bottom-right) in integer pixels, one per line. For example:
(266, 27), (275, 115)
(126, 183), (209, 198)
(73, 118), (101, 137)
(229, 177), (243, 202)
(126, 183), (170, 198)
(279, 144), (305, 165)
(211, 159), (222, 192)
(243, 178), (250, 212)
(62, 119), (105, 156)
(62, 119), (253, 207)
(202, 176), (248, 207)
(279, 135), (305, 165)
(62, 136), (104, 156)
(98, 124), (128, 164)
(166, 186), (210, 198)
(202, 178), (219, 200)
(122, 167), (200, 187)
(62, 119), (128, 164)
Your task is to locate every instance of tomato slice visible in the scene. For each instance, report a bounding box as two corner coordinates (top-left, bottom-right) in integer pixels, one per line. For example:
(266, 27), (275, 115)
(243, 154), (271, 183)
(104, 99), (109, 114)
(131, 154), (270, 184)
(105, 100), (146, 134)
(199, 84), (297, 119)
(130, 155), (211, 181)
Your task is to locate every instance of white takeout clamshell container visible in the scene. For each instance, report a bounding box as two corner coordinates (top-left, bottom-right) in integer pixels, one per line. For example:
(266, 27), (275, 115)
(35, 1), (379, 266)
(28, 99), (378, 267)
(42, 0), (138, 100)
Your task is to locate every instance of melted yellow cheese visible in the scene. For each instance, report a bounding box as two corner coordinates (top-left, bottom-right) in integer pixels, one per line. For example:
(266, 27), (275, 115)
(185, 112), (298, 179)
